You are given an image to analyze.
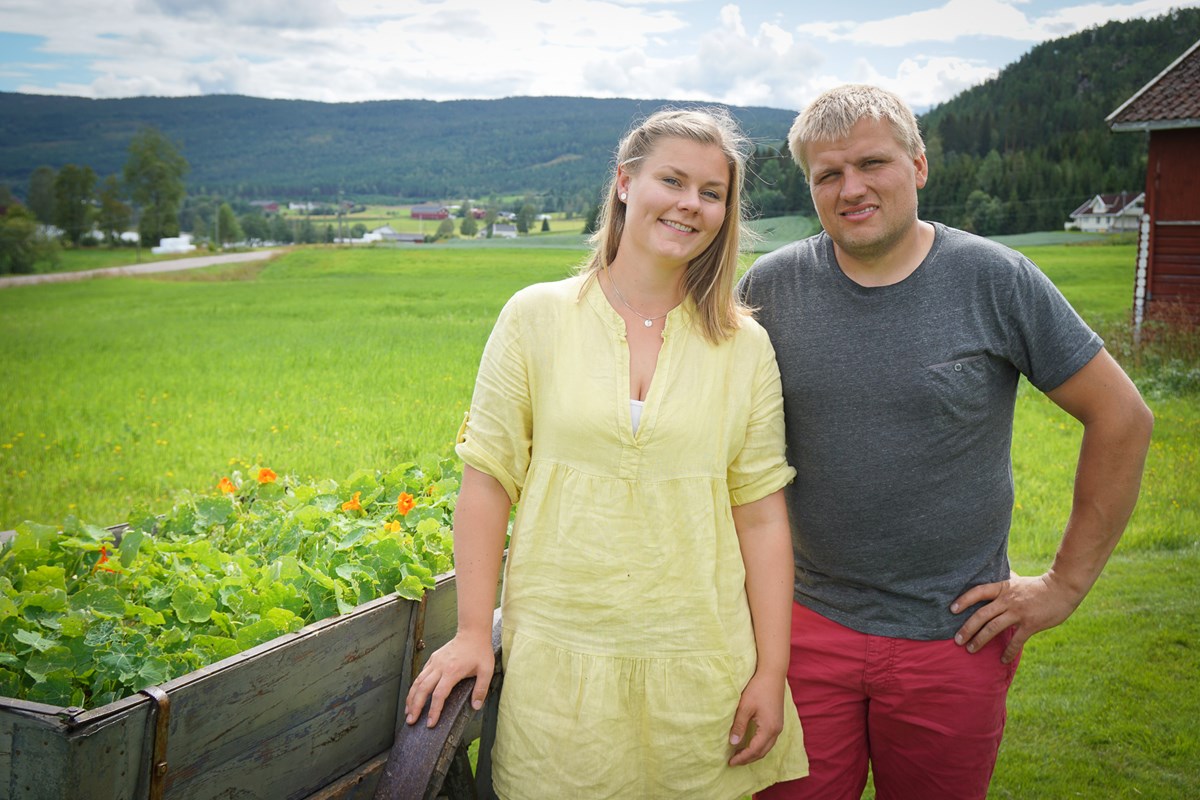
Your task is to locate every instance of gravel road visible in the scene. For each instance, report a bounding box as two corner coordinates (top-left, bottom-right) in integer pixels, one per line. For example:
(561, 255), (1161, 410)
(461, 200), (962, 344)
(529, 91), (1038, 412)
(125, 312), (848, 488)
(0, 249), (283, 289)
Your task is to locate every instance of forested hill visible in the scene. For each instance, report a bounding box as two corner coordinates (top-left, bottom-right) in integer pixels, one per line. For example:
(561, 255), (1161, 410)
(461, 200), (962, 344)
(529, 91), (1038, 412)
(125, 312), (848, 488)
(914, 7), (1200, 234)
(0, 93), (793, 205)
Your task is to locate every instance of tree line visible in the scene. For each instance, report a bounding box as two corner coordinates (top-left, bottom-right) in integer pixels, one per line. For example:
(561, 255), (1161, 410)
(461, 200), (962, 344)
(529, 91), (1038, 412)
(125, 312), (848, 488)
(30, 127), (188, 245)
(0, 127), (188, 274)
(0, 94), (794, 207)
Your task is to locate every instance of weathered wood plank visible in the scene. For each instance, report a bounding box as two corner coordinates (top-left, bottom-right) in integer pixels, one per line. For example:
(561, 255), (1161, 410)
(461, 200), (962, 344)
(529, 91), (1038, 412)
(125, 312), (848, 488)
(2, 712), (72, 799)
(160, 595), (421, 799)
(0, 693), (161, 799)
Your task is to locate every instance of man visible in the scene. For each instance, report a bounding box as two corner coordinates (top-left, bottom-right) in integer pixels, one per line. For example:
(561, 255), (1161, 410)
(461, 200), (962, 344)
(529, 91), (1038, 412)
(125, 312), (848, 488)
(738, 84), (1153, 800)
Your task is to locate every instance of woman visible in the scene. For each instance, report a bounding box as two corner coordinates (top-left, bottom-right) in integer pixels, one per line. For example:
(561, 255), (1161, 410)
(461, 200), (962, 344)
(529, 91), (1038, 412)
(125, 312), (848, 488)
(405, 108), (808, 798)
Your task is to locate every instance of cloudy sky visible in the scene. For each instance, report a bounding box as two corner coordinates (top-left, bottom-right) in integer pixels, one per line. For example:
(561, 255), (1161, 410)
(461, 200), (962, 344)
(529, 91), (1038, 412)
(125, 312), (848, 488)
(1, 0), (1195, 112)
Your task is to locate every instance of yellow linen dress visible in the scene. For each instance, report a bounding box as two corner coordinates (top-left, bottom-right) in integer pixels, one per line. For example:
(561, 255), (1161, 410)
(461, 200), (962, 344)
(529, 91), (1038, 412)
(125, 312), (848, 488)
(456, 275), (808, 799)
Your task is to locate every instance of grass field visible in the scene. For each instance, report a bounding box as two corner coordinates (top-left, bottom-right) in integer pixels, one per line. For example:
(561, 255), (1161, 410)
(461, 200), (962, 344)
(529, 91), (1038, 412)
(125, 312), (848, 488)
(1, 240), (1197, 798)
(1, 248), (580, 527)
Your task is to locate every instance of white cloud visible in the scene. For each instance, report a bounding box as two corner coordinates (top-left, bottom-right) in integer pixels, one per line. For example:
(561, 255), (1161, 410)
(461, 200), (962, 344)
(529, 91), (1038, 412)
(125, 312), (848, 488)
(658, 4), (825, 108)
(135, 0), (343, 28)
(795, 0), (1038, 45)
(889, 56), (1001, 108)
(794, 0), (1193, 45)
(782, 0), (1195, 109)
(1, 0), (1196, 107)
(1025, 0), (1195, 36)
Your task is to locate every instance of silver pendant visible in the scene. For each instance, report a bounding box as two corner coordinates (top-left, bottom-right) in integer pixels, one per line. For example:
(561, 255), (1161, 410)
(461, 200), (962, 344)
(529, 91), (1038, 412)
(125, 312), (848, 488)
(644, 319), (653, 328)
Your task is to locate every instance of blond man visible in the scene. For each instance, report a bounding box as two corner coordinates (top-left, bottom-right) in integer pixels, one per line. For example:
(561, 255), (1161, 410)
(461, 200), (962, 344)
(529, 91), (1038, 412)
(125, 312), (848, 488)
(739, 84), (1152, 800)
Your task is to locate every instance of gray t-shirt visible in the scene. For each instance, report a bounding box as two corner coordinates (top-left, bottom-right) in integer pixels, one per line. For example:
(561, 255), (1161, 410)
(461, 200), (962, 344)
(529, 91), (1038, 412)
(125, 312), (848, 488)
(738, 223), (1103, 639)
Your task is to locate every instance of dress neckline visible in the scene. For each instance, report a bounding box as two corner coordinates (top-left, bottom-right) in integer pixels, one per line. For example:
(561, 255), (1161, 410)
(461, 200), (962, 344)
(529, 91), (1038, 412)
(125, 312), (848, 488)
(583, 273), (693, 339)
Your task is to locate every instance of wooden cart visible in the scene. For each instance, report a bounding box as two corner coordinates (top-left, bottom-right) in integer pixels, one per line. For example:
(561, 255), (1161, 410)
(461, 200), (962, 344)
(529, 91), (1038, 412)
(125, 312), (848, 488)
(0, 555), (502, 800)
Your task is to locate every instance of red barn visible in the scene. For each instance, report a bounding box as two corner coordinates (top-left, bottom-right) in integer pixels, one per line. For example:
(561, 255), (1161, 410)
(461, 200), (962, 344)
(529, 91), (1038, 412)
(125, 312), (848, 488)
(1107, 38), (1200, 327)
(410, 204), (450, 220)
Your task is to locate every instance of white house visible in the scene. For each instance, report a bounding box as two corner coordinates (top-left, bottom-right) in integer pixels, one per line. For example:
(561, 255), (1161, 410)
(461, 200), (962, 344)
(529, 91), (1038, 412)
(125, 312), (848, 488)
(151, 234), (197, 254)
(1065, 192), (1145, 233)
(359, 225), (424, 244)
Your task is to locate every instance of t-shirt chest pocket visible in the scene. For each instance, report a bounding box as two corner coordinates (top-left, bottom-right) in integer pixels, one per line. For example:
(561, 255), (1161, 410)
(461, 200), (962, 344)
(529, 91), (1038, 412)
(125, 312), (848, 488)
(919, 354), (997, 426)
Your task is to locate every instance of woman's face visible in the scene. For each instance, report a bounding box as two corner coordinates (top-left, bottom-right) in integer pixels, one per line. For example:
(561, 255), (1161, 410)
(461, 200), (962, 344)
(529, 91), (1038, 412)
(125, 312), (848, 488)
(616, 136), (730, 270)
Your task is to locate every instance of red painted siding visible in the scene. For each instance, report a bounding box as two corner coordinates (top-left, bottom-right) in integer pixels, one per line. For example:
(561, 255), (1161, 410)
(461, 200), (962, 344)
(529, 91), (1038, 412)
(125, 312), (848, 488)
(1148, 129), (1200, 221)
(1142, 128), (1200, 322)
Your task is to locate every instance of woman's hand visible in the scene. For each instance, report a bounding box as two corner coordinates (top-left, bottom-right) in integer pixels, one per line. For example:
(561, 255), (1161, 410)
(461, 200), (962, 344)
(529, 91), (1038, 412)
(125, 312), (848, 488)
(729, 489), (793, 765)
(404, 630), (495, 728)
(728, 668), (786, 766)
(406, 465), (511, 728)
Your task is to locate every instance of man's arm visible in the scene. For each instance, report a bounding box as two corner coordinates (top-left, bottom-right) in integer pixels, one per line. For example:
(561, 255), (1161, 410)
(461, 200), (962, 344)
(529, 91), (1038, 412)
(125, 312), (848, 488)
(951, 348), (1153, 662)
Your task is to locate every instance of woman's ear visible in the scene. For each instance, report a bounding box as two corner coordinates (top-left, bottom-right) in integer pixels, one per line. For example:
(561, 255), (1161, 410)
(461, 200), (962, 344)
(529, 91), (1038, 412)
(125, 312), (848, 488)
(616, 167), (630, 200)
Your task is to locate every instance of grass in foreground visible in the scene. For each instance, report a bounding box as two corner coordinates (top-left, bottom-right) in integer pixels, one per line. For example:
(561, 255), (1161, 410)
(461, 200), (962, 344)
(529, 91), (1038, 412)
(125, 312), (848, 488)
(994, 548), (1200, 799)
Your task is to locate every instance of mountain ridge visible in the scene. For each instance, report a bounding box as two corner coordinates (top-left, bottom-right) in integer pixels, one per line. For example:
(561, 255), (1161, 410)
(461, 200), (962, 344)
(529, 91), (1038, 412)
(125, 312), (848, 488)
(0, 93), (795, 204)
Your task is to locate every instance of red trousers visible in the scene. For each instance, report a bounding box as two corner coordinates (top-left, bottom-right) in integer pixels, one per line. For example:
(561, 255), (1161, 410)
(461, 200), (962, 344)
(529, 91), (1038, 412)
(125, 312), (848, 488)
(757, 603), (1020, 800)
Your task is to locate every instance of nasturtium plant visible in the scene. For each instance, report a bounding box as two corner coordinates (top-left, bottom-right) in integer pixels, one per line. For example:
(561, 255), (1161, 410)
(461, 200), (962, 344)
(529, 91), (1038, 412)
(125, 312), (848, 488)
(0, 457), (460, 708)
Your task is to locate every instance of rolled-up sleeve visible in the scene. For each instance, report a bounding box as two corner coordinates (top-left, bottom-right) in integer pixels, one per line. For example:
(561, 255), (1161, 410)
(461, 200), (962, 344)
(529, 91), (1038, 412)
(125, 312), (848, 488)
(455, 297), (532, 504)
(727, 334), (795, 507)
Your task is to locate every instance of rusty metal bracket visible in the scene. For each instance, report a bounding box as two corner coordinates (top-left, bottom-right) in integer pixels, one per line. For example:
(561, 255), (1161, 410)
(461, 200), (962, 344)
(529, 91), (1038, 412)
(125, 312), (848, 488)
(410, 593), (430, 684)
(140, 685), (171, 800)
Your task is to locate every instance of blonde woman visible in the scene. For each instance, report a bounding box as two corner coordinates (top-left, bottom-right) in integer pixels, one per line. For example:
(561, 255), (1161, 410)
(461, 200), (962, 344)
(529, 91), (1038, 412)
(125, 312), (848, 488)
(406, 108), (808, 799)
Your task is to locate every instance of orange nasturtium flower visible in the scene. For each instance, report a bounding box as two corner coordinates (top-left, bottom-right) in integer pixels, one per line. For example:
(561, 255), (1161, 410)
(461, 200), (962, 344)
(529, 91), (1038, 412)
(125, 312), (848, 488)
(94, 545), (117, 573)
(397, 492), (416, 516)
(218, 476), (237, 494)
(383, 520), (401, 534)
(341, 491), (363, 513)
(257, 467), (277, 484)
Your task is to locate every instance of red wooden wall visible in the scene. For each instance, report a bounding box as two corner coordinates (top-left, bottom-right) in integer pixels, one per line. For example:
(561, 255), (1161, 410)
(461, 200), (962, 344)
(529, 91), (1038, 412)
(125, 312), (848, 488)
(1141, 128), (1200, 322)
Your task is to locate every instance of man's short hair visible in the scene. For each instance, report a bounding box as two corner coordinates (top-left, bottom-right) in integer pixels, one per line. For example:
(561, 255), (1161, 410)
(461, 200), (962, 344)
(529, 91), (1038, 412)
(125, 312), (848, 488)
(788, 84), (925, 178)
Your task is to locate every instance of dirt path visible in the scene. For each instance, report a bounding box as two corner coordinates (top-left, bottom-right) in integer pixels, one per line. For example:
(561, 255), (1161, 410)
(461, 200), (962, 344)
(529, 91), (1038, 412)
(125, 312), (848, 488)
(0, 249), (283, 289)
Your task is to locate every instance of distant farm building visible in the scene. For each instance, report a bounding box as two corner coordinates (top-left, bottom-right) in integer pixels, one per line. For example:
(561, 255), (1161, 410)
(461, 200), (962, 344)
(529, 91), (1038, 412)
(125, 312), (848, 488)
(1107, 37), (1200, 326)
(364, 225), (424, 244)
(410, 204), (450, 220)
(151, 235), (197, 254)
(1065, 192), (1144, 233)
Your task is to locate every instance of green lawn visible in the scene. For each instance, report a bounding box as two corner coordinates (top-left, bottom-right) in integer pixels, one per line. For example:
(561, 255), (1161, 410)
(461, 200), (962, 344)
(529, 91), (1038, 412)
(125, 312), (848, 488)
(1, 240), (1196, 798)
(996, 549), (1199, 799)
(0, 247), (578, 528)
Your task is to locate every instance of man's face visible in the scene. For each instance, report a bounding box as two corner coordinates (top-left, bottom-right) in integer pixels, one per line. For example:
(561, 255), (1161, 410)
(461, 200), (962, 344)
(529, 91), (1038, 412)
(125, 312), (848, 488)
(805, 117), (928, 266)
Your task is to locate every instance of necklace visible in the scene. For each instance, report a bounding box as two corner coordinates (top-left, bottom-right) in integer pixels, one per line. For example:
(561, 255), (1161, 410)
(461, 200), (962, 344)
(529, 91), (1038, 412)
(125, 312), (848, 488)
(604, 265), (672, 328)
